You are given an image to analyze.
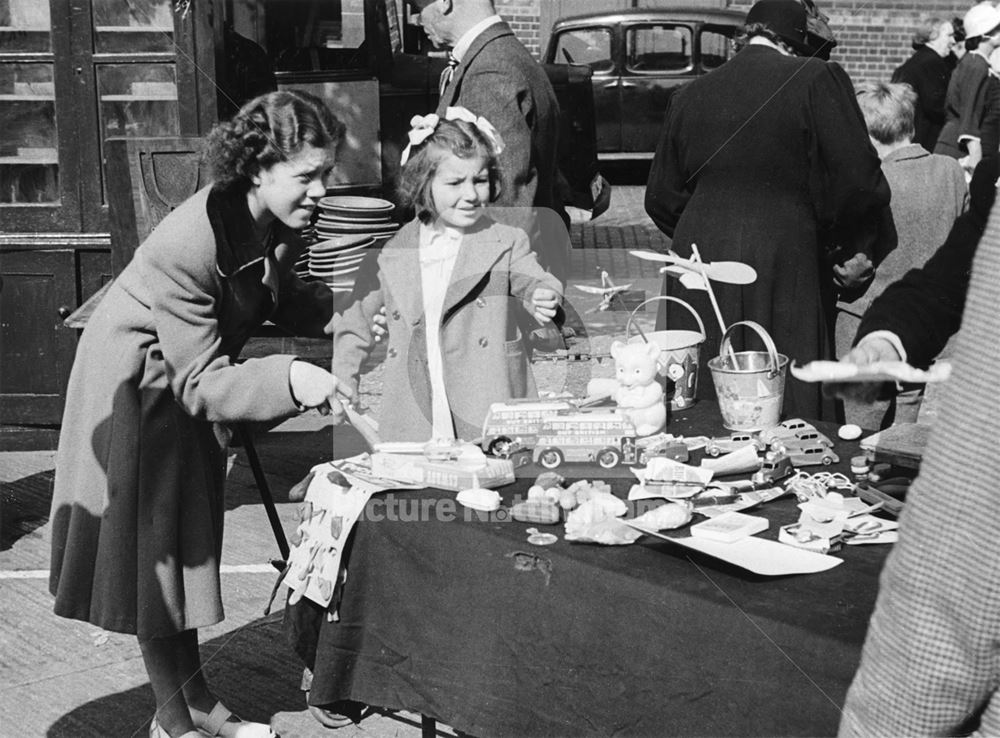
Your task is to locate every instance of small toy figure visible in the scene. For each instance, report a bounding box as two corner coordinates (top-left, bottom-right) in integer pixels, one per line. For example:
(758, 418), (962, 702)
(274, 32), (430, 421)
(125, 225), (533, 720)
(587, 340), (666, 436)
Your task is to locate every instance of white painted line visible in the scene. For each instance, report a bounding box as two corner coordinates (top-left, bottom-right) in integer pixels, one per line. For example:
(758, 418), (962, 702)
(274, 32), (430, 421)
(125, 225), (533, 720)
(0, 564), (278, 580)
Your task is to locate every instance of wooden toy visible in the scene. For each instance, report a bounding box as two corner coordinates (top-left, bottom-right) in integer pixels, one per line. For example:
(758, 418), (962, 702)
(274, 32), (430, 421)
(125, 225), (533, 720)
(574, 268), (633, 312)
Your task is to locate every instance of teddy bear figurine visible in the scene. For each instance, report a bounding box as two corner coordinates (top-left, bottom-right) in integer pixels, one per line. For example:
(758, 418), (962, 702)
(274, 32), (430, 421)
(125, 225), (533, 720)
(587, 340), (666, 436)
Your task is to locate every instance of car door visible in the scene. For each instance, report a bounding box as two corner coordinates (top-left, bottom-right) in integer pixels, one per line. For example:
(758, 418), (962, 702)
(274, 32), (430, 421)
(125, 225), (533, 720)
(620, 21), (697, 155)
(549, 23), (619, 154)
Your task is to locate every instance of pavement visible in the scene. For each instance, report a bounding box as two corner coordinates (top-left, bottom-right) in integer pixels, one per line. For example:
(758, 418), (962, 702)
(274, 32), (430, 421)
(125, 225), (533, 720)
(0, 184), (670, 738)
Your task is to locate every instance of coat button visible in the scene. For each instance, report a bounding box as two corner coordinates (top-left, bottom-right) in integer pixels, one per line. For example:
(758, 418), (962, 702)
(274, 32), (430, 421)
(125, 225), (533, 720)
(388, 347), (397, 358)
(475, 298), (486, 308)
(478, 337), (488, 347)
(392, 310), (401, 320)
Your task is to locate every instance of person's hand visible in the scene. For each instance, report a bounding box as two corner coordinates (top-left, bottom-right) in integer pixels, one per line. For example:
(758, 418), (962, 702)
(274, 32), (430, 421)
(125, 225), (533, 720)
(531, 287), (560, 323)
(372, 306), (388, 342)
(289, 360), (357, 423)
(824, 336), (902, 403)
(833, 252), (874, 293)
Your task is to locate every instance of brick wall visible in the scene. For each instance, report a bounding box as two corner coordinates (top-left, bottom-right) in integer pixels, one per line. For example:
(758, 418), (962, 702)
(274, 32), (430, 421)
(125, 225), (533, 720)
(727, 1), (971, 82)
(496, 0), (543, 57)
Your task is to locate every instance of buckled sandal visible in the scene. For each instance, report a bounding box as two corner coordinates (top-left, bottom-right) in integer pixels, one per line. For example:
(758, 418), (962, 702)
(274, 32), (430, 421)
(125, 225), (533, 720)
(193, 702), (276, 738)
(149, 717), (204, 738)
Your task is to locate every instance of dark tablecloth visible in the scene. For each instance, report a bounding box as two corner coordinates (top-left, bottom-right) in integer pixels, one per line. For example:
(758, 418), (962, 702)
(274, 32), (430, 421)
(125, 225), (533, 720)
(285, 403), (887, 737)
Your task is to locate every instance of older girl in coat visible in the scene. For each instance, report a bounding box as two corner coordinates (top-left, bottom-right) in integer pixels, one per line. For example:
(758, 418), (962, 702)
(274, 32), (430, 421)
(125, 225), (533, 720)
(48, 91), (354, 738)
(332, 110), (563, 442)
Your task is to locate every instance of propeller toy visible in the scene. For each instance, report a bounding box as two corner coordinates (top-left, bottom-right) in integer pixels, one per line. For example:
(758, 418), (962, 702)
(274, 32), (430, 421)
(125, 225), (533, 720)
(629, 250), (757, 288)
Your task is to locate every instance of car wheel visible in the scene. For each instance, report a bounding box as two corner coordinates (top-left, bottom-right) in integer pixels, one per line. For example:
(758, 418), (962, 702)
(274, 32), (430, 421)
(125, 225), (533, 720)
(488, 437), (512, 457)
(822, 456), (833, 466)
(596, 448), (621, 469)
(538, 448), (564, 470)
(708, 446), (721, 457)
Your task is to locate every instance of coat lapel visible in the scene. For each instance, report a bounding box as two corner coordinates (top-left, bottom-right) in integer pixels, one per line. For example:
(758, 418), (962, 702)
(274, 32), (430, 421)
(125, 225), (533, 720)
(441, 221), (507, 323)
(377, 220), (425, 326)
(438, 21), (515, 112)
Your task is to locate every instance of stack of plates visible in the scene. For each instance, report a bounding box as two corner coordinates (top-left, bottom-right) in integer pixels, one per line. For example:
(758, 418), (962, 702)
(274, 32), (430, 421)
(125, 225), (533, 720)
(315, 195), (399, 247)
(308, 233), (375, 291)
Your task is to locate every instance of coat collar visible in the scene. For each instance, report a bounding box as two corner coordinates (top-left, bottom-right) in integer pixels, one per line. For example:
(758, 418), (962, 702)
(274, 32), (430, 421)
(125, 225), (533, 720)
(883, 143), (931, 164)
(440, 20), (515, 107)
(379, 217), (509, 325)
(207, 184), (273, 278)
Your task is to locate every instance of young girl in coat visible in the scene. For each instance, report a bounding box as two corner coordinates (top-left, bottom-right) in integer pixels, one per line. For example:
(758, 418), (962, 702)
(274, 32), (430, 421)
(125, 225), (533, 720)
(48, 91), (353, 738)
(332, 109), (563, 442)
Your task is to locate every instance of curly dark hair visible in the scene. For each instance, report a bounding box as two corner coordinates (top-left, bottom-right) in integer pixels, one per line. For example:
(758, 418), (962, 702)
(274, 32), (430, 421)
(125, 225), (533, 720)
(204, 90), (345, 190)
(733, 22), (796, 54)
(396, 117), (502, 224)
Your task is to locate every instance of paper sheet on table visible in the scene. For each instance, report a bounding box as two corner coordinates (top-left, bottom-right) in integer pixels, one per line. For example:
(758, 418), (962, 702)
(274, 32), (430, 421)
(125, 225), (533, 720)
(700, 444), (761, 476)
(790, 360), (951, 384)
(626, 523), (842, 575)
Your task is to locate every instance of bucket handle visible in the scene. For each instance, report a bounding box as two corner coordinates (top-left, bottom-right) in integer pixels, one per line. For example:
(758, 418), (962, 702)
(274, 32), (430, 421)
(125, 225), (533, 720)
(625, 295), (706, 342)
(719, 320), (782, 378)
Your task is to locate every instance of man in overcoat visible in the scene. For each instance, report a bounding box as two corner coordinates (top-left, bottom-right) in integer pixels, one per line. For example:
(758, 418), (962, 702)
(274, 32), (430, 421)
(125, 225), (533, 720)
(410, 0), (567, 279)
(644, 0), (891, 421)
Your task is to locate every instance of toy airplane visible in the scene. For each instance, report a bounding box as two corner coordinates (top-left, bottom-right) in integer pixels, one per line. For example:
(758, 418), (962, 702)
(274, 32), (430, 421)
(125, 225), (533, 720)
(574, 269), (632, 312)
(629, 249), (757, 289)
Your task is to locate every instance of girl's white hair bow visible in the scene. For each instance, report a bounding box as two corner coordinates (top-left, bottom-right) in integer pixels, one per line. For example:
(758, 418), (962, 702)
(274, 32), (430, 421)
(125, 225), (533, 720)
(444, 106), (505, 156)
(400, 113), (440, 165)
(399, 107), (506, 165)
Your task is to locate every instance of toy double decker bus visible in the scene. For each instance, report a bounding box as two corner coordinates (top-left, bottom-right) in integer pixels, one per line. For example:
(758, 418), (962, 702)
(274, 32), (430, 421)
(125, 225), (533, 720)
(532, 411), (639, 469)
(480, 399), (577, 457)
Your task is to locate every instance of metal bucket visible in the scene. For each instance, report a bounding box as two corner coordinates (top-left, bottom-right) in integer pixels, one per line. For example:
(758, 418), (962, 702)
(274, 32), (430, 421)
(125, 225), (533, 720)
(626, 296), (706, 409)
(707, 320), (788, 431)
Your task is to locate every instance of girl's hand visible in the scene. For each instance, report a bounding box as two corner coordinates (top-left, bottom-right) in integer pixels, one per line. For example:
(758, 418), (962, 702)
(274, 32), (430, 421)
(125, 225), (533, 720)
(531, 287), (560, 323)
(289, 361), (357, 422)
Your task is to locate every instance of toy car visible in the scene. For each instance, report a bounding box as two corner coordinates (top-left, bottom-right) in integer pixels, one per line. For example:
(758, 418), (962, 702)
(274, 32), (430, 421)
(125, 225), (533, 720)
(760, 418), (815, 445)
(704, 433), (766, 457)
(751, 451), (794, 485)
(783, 442), (840, 467)
(772, 429), (834, 453)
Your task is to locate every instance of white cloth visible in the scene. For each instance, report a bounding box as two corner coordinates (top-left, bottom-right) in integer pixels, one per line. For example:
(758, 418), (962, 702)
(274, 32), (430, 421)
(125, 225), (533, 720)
(419, 222), (463, 439)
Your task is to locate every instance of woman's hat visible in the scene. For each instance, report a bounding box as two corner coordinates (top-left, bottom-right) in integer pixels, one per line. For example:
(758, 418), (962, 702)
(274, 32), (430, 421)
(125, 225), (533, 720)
(964, 3), (1000, 40)
(744, 0), (813, 56)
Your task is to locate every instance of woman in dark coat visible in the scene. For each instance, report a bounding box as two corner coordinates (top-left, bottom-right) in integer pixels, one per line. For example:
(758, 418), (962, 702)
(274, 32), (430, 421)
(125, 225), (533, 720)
(48, 91), (353, 738)
(645, 0), (890, 421)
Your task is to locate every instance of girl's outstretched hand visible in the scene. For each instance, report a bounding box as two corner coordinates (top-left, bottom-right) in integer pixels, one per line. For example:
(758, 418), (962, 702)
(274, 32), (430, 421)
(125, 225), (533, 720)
(531, 287), (560, 323)
(289, 360), (357, 422)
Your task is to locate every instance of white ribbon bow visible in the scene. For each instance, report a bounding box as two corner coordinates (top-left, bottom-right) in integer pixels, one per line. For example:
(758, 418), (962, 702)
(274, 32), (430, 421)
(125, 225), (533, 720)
(399, 107), (506, 165)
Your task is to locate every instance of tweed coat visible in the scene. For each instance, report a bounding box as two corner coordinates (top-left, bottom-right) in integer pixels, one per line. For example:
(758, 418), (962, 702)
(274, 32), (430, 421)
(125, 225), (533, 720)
(645, 44), (891, 421)
(836, 144), (967, 355)
(839, 197), (1000, 737)
(436, 20), (567, 277)
(332, 217), (562, 442)
(48, 185), (334, 639)
(892, 45), (952, 150)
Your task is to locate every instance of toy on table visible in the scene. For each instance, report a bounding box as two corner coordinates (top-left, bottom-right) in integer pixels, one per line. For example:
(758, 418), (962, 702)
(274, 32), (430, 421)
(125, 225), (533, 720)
(705, 432), (766, 457)
(586, 339), (666, 436)
(370, 439), (515, 491)
(573, 268), (634, 313)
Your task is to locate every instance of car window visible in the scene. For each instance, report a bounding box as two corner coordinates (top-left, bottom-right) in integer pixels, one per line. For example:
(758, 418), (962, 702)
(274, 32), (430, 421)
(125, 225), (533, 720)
(700, 25), (737, 70)
(626, 24), (692, 74)
(553, 28), (614, 74)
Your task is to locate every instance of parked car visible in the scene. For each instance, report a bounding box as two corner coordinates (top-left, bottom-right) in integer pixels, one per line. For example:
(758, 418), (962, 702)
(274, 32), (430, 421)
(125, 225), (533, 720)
(543, 7), (744, 159)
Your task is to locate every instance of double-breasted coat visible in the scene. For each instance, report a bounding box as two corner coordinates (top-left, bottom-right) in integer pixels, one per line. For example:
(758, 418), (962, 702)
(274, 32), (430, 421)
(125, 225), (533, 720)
(645, 45), (891, 421)
(49, 185), (335, 639)
(332, 217), (562, 442)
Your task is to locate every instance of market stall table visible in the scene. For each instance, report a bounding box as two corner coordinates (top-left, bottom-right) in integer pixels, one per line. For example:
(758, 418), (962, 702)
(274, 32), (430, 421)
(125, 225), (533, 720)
(285, 402), (889, 737)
